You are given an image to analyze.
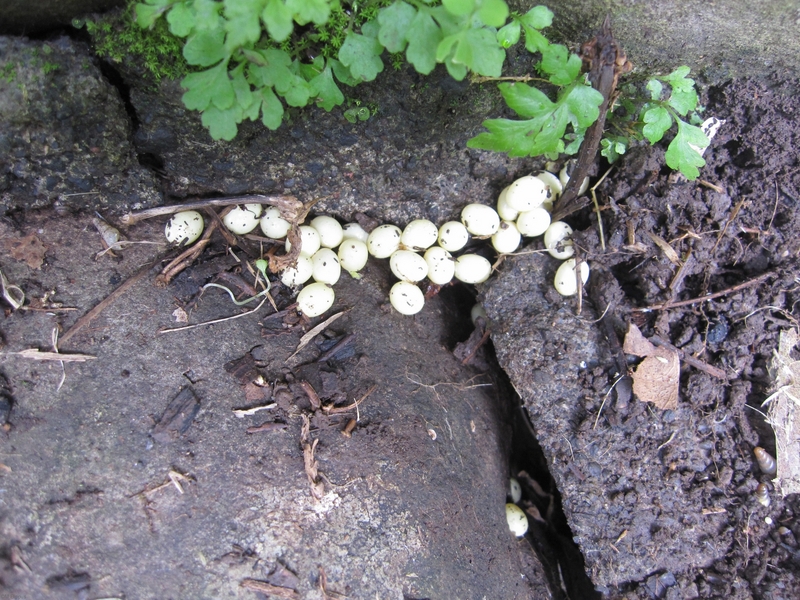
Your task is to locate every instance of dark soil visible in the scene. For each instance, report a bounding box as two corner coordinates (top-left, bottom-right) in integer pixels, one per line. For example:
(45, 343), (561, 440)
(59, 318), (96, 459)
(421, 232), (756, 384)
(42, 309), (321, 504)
(1, 21), (799, 600)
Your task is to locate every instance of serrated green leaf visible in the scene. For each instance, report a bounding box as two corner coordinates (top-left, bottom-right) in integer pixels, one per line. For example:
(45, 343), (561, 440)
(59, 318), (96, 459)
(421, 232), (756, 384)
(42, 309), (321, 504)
(261, 0), (294, 42)
(562, 83), (603, 127)
(667, 87), (698, 115)
(246, 48), (293, 89)
(600, 136), (627, 163)
(642, 106), (672, 143)
(444, 58), (467, 80)
(182, 61), (234, 110)
(286, 0), (330, 25)
(135, 2), (167, 29)
(184, 28), (227, 66)
(224, 0), (265, 51)
(521, 25), (548, 53)
(308, 64), (344, 111)
(259, 87), (284, 129)
(405, 11), (441, 74)
(231, 65), (255, 111)
(166, 3), (195, 37)
(540, 44), (581, 85)
(282, 74), (311, 107)
(564, 131), (584, 155)
(646, 79), (662, 101)
(497, 21), (520, 48)
(665, 119), (708, 179)
(497, 81), (554, 118)
(437, 28), (503, 77)
(329, 58), (361, 87)
(339, 32), (384, 81)
(193, 0), (224, 30)
(665, 65), (691, 83)
(377, 1), (417, 53)
(442, 0), (475, 16)
(478, 0), (509, 28)
(202, 104), (241, 140)
(519, 5), (553, 29)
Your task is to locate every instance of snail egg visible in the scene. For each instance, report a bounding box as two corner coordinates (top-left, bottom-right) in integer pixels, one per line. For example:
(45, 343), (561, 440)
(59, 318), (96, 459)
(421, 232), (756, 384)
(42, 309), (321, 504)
(280, 255), (313, 286)
(297, 282), (335, 318)
(311, 248), (341, 285)
(338, 239), (369, 274)
(505, 175), (547, 212)
(389, 281), (425, 315)
(491, 221), (521, 254)
(470, 303), (488, 325)
(559, 163), (590, 196)
(367, 224), (402, 258)
(454, 254), (492, 284)
(286, 225), (321, 257)
(496, 187), (519, 221)
(544, 221), (574, 259)
(506, 503), (528, 537)
(390, 250), (429, 283)
(310, 215), (344, 249)
(553, 259), (590, 296)
(342, 222), (369, 243)
(165, 210), (204, 245)
(223, 204), (263, 235)
(536, 171), (563, 202)
(461, 204), (500, 236)
(509, 478), (522, 504)
(516, 207), (551, 237)
(260, 207), (291, 239)
(401, 219), (439, 251)
(423, 246), (455, 285)
(437, 221), (470, 252)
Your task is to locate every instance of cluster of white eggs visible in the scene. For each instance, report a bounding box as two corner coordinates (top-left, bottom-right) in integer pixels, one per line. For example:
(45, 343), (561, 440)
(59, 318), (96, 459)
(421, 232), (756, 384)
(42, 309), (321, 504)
(163, 167), (590, 318)
(506, 477), (528, 537)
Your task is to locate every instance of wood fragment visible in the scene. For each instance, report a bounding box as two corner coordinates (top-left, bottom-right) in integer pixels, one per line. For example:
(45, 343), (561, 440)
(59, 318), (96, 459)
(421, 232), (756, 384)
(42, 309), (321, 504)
(633, 272), (772, 312)
(240, 578), (299, 599)
(233, 403), (276, 418)
(323, 385), (377, 415)
(120, 195), (303, 225)
(9, 349), (96, 362)
(341, 418), (357, 438)
(301, 414), (325, 499)
(156, 218), (219, 287)
(151, 387), (201, 443)
(299, 380), (321, 410)
(246, 422), (288, 434)
(645, 231), (681, 266)
(712, 196), (746, 253)
(289, 311), (346, 359)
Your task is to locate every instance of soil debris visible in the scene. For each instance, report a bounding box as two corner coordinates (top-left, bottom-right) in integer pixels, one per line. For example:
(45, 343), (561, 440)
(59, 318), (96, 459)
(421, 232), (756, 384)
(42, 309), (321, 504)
(766, 329), (800, 495)
(4, 233), (47, 269)
(623, 323), (680, 409)
(151, 386), (201, 443)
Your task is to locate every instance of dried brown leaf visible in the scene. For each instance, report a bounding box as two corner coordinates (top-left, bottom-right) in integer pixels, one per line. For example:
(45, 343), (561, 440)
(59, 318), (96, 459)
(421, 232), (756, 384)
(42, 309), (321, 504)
(631, 347), (680, 410)
(622, 323), (656, 357)
(5, 234), (47, 269)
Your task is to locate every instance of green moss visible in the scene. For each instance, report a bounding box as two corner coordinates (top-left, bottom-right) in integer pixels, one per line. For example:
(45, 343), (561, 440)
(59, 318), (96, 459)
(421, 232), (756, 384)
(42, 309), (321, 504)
(1, 62), (17, 83)
(83, 2), (187, 83)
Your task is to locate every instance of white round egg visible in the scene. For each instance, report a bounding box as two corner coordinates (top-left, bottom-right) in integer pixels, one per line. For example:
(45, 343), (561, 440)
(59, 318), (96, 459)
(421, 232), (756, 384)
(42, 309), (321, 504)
(461, 204), (500, 236)
(338, 239), (369, 274)
(423, 246), (455, 285)
(470, 303), (488, 325)
(389, 281), (425, 315)
(536, 171), (562, 202)
(516, 208), (551, 237)
(342, 222), (369, 243)
(544, 221), (574, 259)
(559, 164), (590, 196)
(223, 204), (263, 235)
(554, 258), (590, 296)
(165, 210), (204, 245)
(390, 250), (429, 282)
(505, 175), (547, 212)
(310, 215), (344, 249)
(310, 248), (341, 285)
(260, 207), (291, 239)
(491, 221), (521, 254)
(506, 503), (528, 537)
(401, 219), (439, 251)
(509, 478), (522, 504)
(496, 187), (519, 221)
(438, 221), (470, 252)
(297, 282), (335, 317)
(454, 254), (492, 284)
(280, 255), (313, 286)
(286, 225), (321, 257)
(367, 224), (402, 258)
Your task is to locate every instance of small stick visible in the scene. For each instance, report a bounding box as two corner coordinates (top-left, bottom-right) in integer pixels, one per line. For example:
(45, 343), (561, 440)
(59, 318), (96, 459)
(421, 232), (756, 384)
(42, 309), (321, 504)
(341, 418), (357, 438)
(8, 349), (95, 362)
(245, 422), (288, 434)
(299, 380), (321, 410)
(156, 219), (218, 286)
(240, 578), (298, 599)
(633, 272), (772, 312)
(323, 385), (377, 415)
(120, 195), (302, 225)
(712, 196), (746, 254)
(649, 336), (728, 380)
(590, 166), (615, 251)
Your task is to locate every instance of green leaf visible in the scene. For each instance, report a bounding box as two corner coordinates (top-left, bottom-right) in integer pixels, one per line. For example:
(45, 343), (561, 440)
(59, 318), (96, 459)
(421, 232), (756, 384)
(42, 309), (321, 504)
(562, 83), (603, 127)
(281, 74), (311, 107)
(600, 136), (627, 163)
(245, 48), (293, 89)
(437, 28), (504, 77)
(135, 0), (171, 29)
(329, 58), (361, 87)
(443, 58), (467, 80)
(377, 1), (417, 53)
(540, 44), (581, 85)
(478, 0), (509, 28)
(667, 87), (698, 115)
(497, 81), (554, 118)
(665, 118), (708, 179)
(339, 32), (385, 82)
(166, 3), (196, 37)
(308, 64), (344, 111)
(442, 0), (475, 17)
(286, 0), (330, 25)
(181, 61), (234, 110)
(224, 0), (265, 51)
(519, 5), (553, 29)
(259, 87), (284, 129)
(405, 11), (441, 74)
(664, 65), (691, 85)
(521, 25), (549, 53)
(184, 29), (227, 66)
(261, 0), (294, 42)
(497, 21), (520, 48)
(193, 0), (225, 30)
(202, 104), (241, 140)
(231, 65), (255, 112)
(646, 78), (662, 101)
(642, 106), (672, 143)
